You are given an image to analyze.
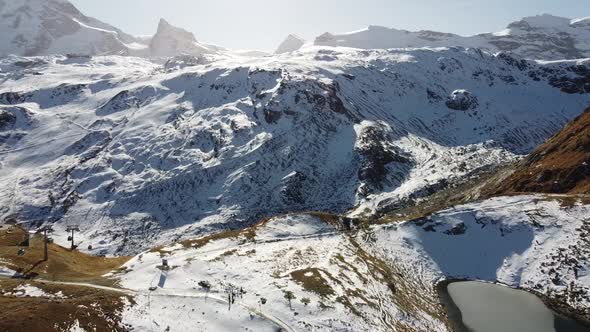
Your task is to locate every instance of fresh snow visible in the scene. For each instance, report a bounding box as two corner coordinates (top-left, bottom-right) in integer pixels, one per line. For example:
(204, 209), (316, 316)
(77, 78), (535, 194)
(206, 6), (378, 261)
(255, 214), (336, 241)
(371, 196), (590, 317)
(67, 320), (86, 332)
(121, 294), (285, 332)
(0, 264), (17, 277)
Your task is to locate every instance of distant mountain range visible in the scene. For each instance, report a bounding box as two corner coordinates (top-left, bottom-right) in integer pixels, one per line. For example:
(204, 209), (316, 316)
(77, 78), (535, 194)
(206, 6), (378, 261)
(0, 0), (589, 60)
(280, 14), (590, 60)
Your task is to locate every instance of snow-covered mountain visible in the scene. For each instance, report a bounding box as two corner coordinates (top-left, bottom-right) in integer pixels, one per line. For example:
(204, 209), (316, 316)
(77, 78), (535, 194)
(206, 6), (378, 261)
(311, 14), (590, 60)
(0, 0), (148, 56)
(0, 47), (588, 254)
(149, 18), (223, 57)
(0, 0), (222, 57)
(275, 34), (307, 54)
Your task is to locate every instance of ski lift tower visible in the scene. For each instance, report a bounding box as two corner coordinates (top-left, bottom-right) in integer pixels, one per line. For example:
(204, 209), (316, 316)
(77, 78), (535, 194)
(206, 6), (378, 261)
(66, 225), (80, 250)
(38, 225), (54, 261)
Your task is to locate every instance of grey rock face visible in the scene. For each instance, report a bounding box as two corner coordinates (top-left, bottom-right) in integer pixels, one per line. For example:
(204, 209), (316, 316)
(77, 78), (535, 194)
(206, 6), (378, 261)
(446, 90), (478, 111)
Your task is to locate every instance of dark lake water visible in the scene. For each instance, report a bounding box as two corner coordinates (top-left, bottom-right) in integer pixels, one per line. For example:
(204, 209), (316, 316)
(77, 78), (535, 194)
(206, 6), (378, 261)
(446, 281), (590, 332)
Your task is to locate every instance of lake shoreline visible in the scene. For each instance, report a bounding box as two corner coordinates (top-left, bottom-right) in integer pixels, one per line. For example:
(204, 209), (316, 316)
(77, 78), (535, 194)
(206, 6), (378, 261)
(436, 279), (590, 332)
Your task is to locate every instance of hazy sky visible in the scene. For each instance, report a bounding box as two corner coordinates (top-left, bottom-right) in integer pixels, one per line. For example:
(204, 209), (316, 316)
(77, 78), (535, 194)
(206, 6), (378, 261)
(70, 0), (588, 51)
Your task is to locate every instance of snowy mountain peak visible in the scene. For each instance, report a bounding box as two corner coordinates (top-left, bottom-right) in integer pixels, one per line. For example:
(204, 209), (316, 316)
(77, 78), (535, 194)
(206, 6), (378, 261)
(367, 25), (399, 32)
(275, 34), (306, 54)
(572, 17), (590, 27)
(0, 0), (144, 56)
(155, 18), (197, 42)
(149, 17), (223, 57)
(0, 0), (73, 12)
(515, 14), (572, 29)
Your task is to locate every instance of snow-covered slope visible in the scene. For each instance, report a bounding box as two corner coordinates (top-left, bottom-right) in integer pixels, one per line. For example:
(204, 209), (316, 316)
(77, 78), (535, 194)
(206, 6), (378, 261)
(117, 213), (450, 332)
(312, 14), (590, 60)
(113, 195), (590, 331)
(0, 47), (588, 253)
(149, 19), (223, 57)
(0, 0), (147, 56)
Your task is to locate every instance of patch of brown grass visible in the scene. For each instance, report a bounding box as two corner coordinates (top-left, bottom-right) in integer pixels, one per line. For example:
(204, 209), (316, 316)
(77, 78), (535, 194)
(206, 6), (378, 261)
(0, 236), (129, 286)
(0, 279), (131, 332)
(490, 108), (590, 195)
(306, 212), (341, 227)
(290, 268), (335, 298)
(0, 225), (29, 247)
(159, 217), (276, 253)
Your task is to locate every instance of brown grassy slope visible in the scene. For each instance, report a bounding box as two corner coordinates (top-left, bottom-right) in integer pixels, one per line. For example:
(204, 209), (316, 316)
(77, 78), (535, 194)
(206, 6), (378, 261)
(0, 225), (28, 246)
(0, 279), (130, 332)
(0, 233), (129, 285)
(490, 108), (590, 195)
